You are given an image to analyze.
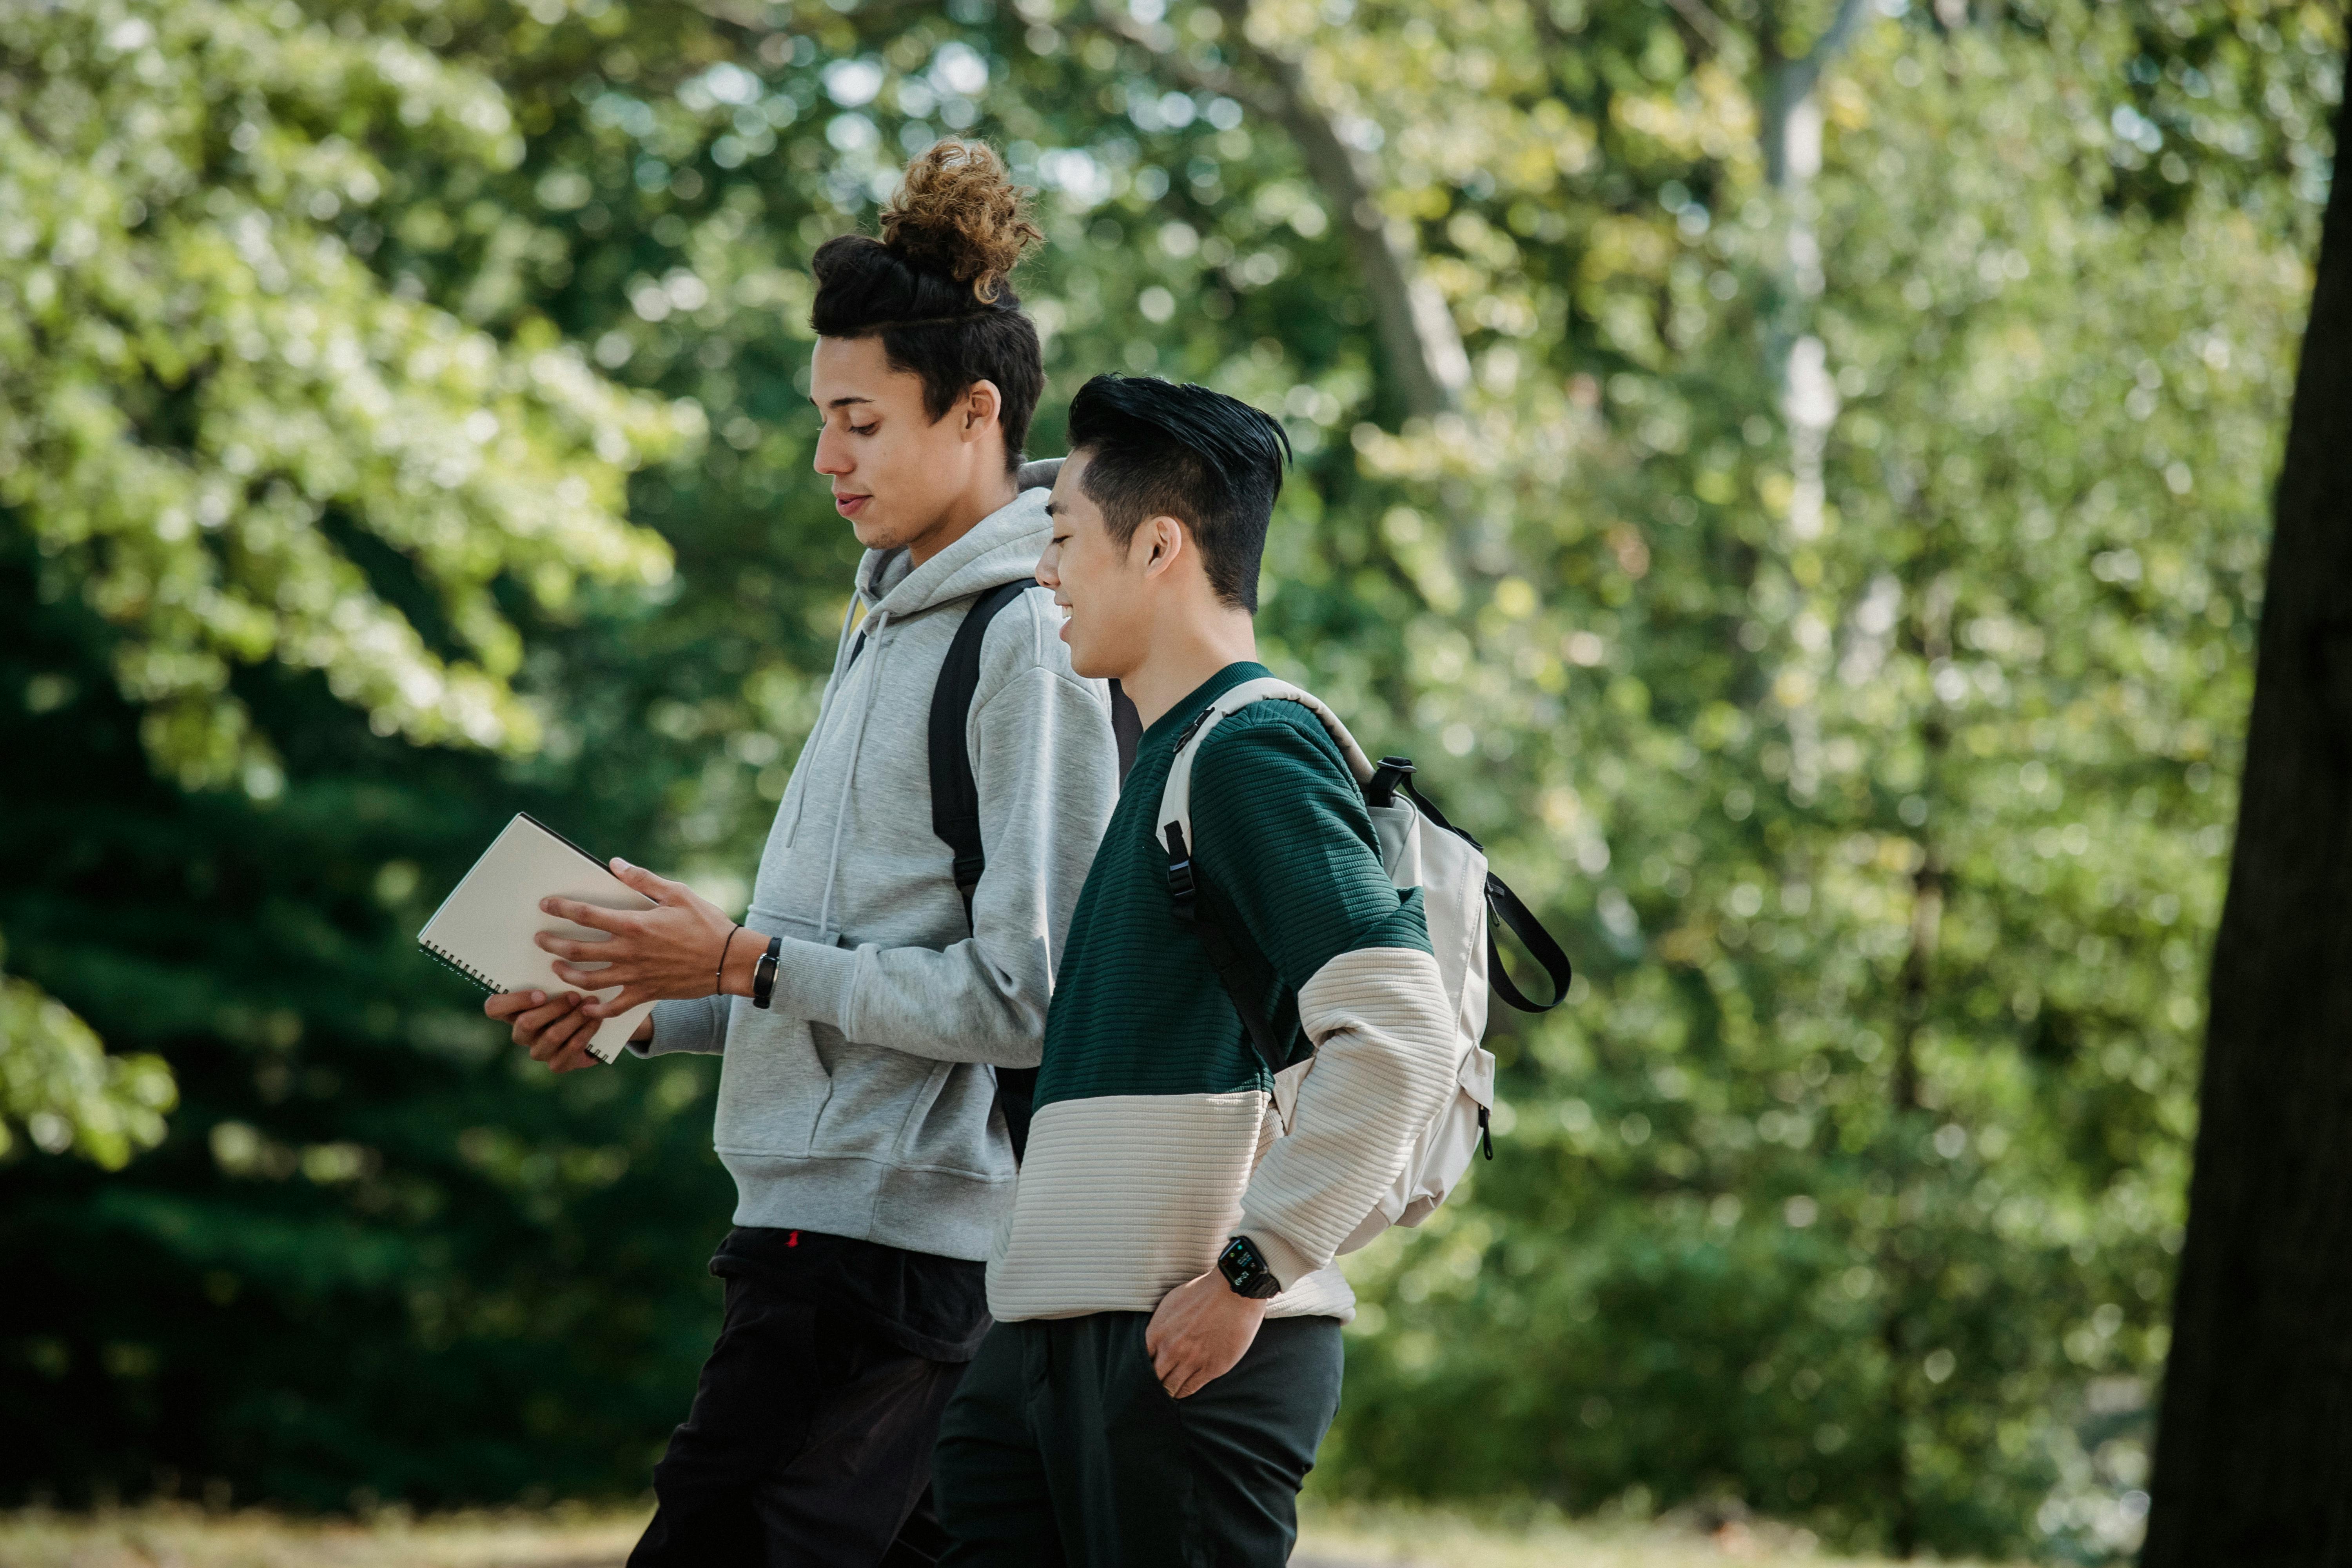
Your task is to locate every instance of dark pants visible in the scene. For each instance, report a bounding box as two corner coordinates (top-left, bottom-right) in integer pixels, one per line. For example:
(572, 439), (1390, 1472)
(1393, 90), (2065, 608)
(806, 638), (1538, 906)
(630, 1277), (967, 1568)
(931, 1312), (1344, 1568)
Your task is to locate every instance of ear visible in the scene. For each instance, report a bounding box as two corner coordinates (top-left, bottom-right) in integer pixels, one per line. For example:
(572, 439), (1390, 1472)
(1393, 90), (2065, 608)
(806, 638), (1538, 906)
(958, 379), (1004, 442)
(1134, 515), (1187, 581)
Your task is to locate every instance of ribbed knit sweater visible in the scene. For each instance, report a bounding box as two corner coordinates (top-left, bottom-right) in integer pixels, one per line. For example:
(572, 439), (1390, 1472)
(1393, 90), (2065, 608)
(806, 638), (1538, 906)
(986, 661), (1461, 1323)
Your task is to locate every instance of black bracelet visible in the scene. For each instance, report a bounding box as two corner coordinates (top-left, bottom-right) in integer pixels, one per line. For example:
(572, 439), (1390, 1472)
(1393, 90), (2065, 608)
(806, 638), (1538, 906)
(751, 936), (782, 1010)
(714, 924), (742, 996)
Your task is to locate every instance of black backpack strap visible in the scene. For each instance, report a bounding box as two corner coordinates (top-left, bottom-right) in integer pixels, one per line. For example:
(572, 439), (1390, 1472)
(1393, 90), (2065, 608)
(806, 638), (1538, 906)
(929, 579), (1145, 1162)
(929, 578), (1039, 920)
(928, 577), (1043, 1160)
(1164, 826), (1295, 1081)
(1483, 873), (1573, 1011)
(930, 586), (1146, 913)
(1109, 680), (1142, 780)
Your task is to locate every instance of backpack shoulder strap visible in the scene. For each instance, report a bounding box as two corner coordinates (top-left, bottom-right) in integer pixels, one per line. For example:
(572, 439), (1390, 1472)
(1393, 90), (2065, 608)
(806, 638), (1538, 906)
(1155, 679), (1372, 1078)
(929, 577), (1042, 1163)
(929, 577), (1041, 924)
(1109, 679), (1142, 782)
(1155, 678), (1372, 864)
(928, 572), (1136, 1166)
(930, 578), (1145, 924)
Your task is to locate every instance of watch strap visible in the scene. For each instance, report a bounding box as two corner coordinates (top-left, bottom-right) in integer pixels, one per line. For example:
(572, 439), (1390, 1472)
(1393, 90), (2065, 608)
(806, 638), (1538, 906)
(751, 936), (783, 1009)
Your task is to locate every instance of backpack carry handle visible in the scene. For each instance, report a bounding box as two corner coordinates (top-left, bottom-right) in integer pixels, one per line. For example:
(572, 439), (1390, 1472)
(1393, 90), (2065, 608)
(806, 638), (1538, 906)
(1395, 774), (1572, 1013)
(1367, 755), (1416, 808)
(1483, 872), (1573, 1012)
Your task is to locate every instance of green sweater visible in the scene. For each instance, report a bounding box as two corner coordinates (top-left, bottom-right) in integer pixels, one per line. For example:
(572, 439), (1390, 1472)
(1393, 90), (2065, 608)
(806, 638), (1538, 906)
(986, 662), (1461, 1323)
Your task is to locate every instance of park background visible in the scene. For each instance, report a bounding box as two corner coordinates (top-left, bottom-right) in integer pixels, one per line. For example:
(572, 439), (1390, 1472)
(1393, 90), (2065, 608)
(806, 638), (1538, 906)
(0, 0), (2342, 1559)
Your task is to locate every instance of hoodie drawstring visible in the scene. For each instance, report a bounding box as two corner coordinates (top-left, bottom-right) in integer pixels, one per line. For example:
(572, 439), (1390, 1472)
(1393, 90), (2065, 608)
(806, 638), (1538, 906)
(813, 608), (886, 944)
(782, 586), (879, 853)
(773, 499), (1040, 939)
(833, 590), (863, 675)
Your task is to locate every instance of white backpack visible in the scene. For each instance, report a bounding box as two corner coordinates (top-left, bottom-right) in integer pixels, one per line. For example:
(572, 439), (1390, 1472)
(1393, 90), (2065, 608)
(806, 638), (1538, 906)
(1155, 677), (1573, 1254)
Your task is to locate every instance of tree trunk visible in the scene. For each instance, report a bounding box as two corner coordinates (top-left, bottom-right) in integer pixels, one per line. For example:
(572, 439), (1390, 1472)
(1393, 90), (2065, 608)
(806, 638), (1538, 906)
(1098, 0), (1466, 420)
(1753, 0), (1869, 543)
(2141, 80), (2352, 1568)
(1206, 0), (1466, 420)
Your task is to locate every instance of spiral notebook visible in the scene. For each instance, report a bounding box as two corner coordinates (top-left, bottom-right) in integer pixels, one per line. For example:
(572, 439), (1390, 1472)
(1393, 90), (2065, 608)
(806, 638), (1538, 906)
(416, 814), (658, 1064)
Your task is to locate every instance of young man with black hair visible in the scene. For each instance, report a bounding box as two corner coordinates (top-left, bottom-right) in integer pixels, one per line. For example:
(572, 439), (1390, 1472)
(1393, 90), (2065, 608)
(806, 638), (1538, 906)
(930, 375), (1460, 1565)
(482, 144), (1120, 1567)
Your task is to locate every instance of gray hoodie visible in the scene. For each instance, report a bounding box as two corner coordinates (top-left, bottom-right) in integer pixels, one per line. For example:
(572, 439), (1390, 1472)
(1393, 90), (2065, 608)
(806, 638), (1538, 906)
(638, 483), (1118, 1261)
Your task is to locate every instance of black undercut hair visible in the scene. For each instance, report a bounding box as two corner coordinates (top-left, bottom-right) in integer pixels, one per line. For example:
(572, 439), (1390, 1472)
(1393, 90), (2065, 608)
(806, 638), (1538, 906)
(1064, 374), (1292, 613)
(810, 141), (1045, 470)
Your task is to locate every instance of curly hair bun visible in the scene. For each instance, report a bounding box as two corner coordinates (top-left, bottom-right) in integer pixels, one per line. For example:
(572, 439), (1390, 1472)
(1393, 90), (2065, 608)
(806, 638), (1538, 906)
(880, 140), (1044, 306)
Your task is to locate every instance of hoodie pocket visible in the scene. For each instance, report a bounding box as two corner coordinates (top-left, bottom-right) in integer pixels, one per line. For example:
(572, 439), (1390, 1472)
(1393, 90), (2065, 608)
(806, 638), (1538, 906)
(710, 1015), (833, 1157)
(804, 1029), (993, 1175)
(891, 1058), (1011, 1180)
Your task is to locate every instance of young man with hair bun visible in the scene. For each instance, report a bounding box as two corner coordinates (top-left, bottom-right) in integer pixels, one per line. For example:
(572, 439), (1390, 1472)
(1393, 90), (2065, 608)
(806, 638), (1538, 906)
(931, 375), (1459, 1565)
(483, 142), (1120, 1566)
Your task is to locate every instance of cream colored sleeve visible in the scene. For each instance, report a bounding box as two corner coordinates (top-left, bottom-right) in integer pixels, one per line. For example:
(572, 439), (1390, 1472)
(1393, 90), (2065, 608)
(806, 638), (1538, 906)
(1236, 946), (1460, 1289)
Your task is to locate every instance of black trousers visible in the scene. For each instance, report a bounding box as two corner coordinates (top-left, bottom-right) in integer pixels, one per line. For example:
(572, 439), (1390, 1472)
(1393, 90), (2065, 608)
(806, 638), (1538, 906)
(630, 1277), (967, 1568)
(931, 1312), (1344, 1567)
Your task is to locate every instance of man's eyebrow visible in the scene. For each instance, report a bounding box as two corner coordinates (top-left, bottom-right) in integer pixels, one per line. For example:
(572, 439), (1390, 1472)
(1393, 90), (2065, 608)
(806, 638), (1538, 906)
(1044, 499), (1062, 517)
(811, 395), (876, 409)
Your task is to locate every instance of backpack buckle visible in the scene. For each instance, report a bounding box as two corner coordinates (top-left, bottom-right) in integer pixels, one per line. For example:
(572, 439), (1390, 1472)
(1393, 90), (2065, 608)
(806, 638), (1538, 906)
(1367, 755), (1416, 808)
(1163, 823), (1198, 922)
(1173, 704), (1216, 752)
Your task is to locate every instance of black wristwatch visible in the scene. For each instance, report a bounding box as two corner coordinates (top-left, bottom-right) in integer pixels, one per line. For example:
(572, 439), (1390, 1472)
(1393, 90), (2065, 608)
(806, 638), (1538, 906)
(1217, 1235), (1282, 1300)
(751, 936), (783, 1009)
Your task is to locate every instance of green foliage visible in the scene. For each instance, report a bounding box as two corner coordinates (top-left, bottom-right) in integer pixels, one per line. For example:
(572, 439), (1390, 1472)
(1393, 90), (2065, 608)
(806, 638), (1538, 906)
(1304, 2), (2325, 1555)
(0, 942), (175, 1169)
(0, 0), (688, 1191)
(0, 0), (2338, 1557)
(0, 0), (681, 787)
(0, 0), (706, 1508)
(0, 538), (736, 1505)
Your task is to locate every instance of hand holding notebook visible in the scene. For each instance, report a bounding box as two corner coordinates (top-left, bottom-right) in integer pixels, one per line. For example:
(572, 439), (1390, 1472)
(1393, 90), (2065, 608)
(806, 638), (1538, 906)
(418, 814), (661, 1064)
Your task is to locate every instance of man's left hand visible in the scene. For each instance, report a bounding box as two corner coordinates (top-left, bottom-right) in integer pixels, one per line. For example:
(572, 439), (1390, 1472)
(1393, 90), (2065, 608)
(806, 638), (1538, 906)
(535, 860), (742, 1020)
(1144, 1269), (1269, 1399)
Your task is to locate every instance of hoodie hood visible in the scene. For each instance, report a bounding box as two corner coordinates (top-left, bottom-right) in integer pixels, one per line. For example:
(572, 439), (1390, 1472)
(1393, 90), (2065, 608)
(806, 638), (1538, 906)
(857, 483), (1053, 622)
(804, 483), (1057, 942)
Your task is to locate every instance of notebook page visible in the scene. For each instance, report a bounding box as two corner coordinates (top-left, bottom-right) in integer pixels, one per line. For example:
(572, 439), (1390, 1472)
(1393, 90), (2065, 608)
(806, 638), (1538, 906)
(417, 815), (659, 1063)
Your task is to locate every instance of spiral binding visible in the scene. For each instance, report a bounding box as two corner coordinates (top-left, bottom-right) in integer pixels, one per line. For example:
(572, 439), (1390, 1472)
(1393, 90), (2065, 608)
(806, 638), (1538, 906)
(419, 941), (502, 996)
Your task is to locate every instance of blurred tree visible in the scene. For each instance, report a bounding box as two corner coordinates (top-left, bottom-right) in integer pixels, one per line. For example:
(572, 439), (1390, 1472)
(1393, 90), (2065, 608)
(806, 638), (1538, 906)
(0, 0), (677, 781)
(1084, 0), (1471, 416)
(2141, 78), (2352, 1568)
(1240, 0), (2334, 1555)
(0, 0), (711, 1510)
(0, 0), (678, 1180)
(0, 936), (174, 1169)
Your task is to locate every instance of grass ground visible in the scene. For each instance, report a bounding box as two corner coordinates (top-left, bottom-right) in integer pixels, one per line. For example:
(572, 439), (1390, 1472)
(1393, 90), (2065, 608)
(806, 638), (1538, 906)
(0, 1503), (2012, 1568)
